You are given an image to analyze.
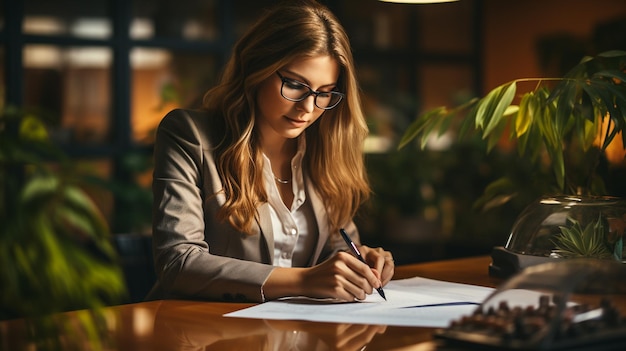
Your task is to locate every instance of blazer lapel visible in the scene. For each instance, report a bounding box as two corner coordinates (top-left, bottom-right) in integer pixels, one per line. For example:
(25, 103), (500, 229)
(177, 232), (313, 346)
(306, 177), (330, 264)
(256, 202), (275, 265)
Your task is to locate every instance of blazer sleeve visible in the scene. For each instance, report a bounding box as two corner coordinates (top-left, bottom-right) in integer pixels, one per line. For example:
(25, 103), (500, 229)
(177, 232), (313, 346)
(149, 109), (275, 302)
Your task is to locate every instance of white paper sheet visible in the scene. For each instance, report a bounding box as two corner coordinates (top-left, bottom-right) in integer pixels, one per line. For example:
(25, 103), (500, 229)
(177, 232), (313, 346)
(224, 277), (495, 327)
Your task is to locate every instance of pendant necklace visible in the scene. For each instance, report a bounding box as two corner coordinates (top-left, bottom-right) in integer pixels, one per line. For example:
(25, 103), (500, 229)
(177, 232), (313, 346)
(274, 176), (290, 184)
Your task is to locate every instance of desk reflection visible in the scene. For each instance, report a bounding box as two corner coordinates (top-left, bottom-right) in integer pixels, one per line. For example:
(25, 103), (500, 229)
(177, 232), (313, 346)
(152, 302), (387, 351)
(2, 257), (496, 351)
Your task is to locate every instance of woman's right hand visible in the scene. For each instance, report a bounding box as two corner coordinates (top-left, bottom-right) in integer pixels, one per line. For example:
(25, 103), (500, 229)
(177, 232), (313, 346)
(301, 251), (384, 301)
(263, 251), (383, 301)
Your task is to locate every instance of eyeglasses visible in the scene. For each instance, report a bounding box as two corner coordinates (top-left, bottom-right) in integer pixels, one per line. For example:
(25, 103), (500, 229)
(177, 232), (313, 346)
(276, 72), (344, 110)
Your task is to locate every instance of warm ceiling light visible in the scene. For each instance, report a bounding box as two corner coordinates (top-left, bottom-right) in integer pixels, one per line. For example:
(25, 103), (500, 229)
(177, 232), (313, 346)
(379, 0), (460, 3)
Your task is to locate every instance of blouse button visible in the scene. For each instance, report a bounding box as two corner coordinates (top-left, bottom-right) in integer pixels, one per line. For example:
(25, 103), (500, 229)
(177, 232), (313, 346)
(290, 228), (297, 236)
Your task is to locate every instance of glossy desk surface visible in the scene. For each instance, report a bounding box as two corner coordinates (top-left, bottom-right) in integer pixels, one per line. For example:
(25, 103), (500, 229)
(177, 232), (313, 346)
(2, 256), (501, 351)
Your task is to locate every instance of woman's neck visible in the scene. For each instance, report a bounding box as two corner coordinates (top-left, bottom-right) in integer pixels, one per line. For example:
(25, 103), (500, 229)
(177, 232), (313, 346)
(262, 136), (297, 185)
(261, 136), (298, 161)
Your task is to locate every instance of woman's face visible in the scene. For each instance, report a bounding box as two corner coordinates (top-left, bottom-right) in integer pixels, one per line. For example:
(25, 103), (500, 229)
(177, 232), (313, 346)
(255, 55), (340, 143)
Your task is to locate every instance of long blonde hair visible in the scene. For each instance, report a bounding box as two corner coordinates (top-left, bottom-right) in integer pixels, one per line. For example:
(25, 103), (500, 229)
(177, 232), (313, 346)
(203, 0), (370, 234)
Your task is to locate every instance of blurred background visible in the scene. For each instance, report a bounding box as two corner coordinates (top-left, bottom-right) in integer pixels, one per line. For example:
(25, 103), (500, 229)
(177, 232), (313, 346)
(2, 0), (626, 303)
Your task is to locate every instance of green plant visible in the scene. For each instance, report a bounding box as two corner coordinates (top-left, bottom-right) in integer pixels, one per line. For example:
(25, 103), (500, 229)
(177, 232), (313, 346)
(552, 215), (622, 260)
(399, 50), (626, 208)
(1, 106), (126, 348)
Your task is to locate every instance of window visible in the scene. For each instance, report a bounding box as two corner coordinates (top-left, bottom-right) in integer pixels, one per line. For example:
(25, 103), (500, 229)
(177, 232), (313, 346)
(1, 0), (236, 233)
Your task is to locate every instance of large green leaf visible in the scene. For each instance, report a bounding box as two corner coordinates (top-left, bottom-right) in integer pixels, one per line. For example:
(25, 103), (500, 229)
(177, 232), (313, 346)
(474, 82), (517, 138)
(602, 80), (626, 132)
(579, 114), (600, 152)
(597, 49), (626, 58)
(516, 93), (544, 160)
(473, 177), (518, 211)
(544, 127), (565, 191)
(556, 80), (580, 136)
(589, 81), (623, 150)
(515, 92), (534, 137)
(397, 107), (447, 150)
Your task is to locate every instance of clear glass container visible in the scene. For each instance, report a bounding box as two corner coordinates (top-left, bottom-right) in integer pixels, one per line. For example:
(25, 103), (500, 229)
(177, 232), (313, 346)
(490, 195), (626, 278)
(506, 195), (626, 260)
(437, 259), (626, 350)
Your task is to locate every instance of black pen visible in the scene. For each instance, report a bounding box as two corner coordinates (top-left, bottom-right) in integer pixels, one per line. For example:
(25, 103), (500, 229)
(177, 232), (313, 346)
(339, 228), (387, 301)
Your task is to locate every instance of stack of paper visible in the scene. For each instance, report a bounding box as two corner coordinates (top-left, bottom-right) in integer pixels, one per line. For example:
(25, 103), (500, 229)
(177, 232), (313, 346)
(225, 277), (494, 327)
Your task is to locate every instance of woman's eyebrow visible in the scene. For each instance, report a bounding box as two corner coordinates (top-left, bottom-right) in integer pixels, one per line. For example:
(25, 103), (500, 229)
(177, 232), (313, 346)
(282, 70), (337, 89)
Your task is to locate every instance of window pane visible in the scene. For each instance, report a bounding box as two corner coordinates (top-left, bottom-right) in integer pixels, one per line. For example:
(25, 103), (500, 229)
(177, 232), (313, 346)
(23, 45), (112, 144)
(130, 48), (218, 144)
(131, 0), (218, 40)
(23, 0), (111, 38)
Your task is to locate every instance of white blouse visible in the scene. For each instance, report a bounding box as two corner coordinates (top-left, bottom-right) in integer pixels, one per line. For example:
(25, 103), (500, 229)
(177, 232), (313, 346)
(262, 136), (318, 267)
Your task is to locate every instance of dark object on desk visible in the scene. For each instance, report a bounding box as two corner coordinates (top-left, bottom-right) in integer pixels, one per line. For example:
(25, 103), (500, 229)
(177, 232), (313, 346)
(436, 259), (626, 350)
(489, 246), (554, 278)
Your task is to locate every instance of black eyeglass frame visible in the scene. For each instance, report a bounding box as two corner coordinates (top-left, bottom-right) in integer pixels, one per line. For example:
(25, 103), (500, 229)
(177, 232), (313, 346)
(276, 72), (345, 110)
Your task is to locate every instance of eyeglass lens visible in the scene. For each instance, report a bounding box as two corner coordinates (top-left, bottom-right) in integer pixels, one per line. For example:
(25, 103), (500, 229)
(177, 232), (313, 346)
(278, 74), (343, 110)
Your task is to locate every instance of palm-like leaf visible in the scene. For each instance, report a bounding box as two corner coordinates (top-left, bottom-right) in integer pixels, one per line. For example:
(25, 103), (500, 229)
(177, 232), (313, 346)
(400, 50), (626, 206)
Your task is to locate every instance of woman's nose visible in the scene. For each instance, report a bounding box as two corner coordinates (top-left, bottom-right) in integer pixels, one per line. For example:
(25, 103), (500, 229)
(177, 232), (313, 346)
(296, 94), (316, 113)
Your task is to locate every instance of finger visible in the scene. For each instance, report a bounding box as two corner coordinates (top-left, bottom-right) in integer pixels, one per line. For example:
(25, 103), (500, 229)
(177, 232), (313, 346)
(340, 253), (380, 294)
(361, 246), (387, 274)
(381, 256), (395, 285)
(368, 250), (394, 285)
(328, 256), (371, 300)
(345, 268), (377, 300)
(340, 274), (369, 301)
(371, 268), (381, 281)
(370, 268), (383, 290)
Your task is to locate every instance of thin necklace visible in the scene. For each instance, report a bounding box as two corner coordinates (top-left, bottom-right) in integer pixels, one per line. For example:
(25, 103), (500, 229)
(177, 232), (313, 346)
(274, 176), (290, 184)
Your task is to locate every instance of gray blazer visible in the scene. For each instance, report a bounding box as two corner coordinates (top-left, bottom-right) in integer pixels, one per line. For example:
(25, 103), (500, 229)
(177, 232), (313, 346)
(147, 109), (359, 302)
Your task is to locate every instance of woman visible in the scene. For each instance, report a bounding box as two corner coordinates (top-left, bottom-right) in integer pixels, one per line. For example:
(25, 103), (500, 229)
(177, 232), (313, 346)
(148, 0), (394, 303)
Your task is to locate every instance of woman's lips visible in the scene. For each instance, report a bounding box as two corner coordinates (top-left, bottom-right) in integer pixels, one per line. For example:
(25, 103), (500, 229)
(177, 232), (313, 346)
(285, 116), (308, 127)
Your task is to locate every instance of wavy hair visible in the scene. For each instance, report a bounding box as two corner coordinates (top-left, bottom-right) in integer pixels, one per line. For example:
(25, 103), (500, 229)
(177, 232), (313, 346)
(203, 0), (370, 235)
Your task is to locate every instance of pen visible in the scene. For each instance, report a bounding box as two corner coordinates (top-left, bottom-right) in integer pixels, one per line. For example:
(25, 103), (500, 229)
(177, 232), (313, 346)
(339, 228), (387, 301)
(400, 301), (480, 309)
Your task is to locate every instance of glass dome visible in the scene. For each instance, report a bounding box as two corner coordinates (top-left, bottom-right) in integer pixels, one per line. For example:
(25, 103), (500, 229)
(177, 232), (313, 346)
(437, 259), (626, 350)
(490, 195), (626, 278)
(506, 195), (626, 258)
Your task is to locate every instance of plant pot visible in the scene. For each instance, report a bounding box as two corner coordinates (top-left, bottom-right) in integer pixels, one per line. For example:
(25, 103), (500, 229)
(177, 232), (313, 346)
(490, 195), (626, 278)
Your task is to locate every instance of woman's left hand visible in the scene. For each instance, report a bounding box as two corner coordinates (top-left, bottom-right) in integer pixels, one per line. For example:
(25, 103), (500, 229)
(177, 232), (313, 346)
(358, 245), (395, 286)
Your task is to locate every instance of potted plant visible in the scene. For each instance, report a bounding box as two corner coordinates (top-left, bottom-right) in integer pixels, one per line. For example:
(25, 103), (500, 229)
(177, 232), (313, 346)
(399, 50), (626, 275)
(1, 106), (126, 348)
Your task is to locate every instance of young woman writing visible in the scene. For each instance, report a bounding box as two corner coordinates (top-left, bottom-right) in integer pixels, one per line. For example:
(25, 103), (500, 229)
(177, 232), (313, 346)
(148, 0), (394, 303)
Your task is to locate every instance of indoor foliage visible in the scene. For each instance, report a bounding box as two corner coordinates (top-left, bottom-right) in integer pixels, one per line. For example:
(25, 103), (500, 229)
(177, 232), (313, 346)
(0, 106), (126, 349)
(399, 50), (626, 208)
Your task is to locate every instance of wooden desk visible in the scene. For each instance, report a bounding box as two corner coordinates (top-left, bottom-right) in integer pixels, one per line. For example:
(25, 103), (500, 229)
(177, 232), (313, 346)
(1, 256), (500, 351)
